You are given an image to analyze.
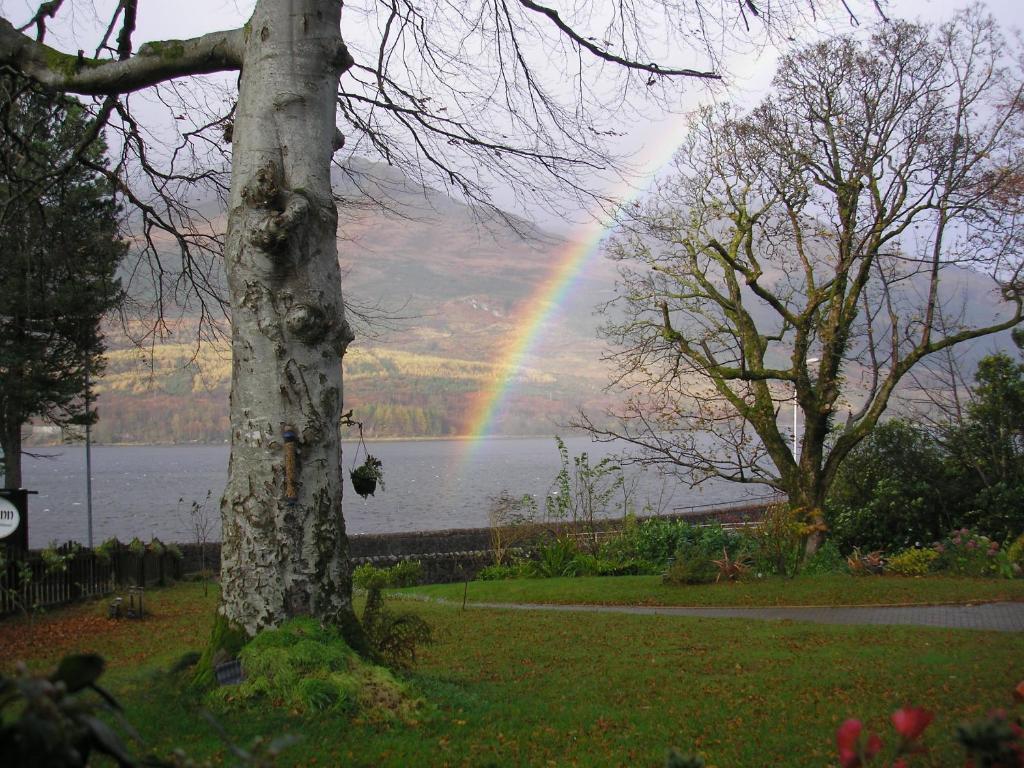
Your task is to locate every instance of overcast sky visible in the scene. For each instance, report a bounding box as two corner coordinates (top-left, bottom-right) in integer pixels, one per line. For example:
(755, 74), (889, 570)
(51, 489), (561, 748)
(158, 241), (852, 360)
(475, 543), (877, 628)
(1, 0), (1019, 233)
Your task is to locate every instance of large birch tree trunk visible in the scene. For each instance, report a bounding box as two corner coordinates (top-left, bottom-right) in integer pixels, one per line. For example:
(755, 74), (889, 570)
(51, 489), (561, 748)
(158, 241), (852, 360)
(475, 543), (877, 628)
(218, 0), (357, 638)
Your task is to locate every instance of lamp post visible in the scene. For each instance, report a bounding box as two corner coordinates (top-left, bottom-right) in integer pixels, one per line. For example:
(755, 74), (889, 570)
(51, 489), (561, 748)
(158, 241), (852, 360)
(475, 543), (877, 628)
(85, 366), (93, 548)
(793, 357), (820, 456)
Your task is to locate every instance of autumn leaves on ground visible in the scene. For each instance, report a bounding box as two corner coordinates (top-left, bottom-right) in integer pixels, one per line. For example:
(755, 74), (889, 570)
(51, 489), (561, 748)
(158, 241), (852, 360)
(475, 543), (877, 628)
(3, 578), (1022, 767)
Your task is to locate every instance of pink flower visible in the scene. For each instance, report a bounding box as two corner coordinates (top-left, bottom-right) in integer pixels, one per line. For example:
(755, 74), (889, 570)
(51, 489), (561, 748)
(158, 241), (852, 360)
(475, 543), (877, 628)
(960, 527), (970, 535)
(935, 544), (946, 554)
(892, 707), (934, 742)
(966, 540), (977, 550)
(1013, 680), (1024, 704)
(837, 719), (882, 768)
(953, 536), (962, 546)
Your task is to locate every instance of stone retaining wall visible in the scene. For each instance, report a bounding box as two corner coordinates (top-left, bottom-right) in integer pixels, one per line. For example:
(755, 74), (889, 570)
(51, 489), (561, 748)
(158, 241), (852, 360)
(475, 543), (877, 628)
(168, 500), (772, 584)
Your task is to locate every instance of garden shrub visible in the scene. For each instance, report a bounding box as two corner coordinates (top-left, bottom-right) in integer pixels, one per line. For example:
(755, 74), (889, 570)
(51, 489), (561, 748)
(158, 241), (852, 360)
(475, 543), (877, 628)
(566, 551), (601, 576)
(826, 420), (959, 553)
(933, 528), (1012, 578)
(532, 537), (580, 578)
(352, 559), (423, 590)
(663, 541), (717, 585)
(476, 563), (520, 581)
(800, 540), (847, 575)
(886, 547), (940, 576)
(599, 518), (695, 566)
(964, 481), (1024, 545)
(387, 559), (423, 587)
(599, 518), (749, 571)
(1007, 533), (1024, 575)
(750, 503), (804, 576)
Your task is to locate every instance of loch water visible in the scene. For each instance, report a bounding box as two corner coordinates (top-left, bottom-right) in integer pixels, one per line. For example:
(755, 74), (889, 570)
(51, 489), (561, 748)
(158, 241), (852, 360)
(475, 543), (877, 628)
(20, 436), (770, 548)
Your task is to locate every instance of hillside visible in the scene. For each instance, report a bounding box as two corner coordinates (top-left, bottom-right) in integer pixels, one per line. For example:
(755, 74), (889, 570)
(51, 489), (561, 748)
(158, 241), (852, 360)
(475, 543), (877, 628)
(78, 163), (620, 443)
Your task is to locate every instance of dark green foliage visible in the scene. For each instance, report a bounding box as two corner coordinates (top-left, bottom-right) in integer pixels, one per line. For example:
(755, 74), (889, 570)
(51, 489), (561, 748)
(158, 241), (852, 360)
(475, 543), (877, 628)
(531, 537), (581, 577)
(295, 677), (341, 712)
(476, 563), (523, 580)
(0, 74), (125, 487)
(565, 552), (659, 577)
(955, 710), (1024, 767)
(354, 561), (433, 669)
(599, 517), (744, 568)
(352, 559), (422, 590)
(662, 541), (718, 585)
(798, 540), (846, 575)
(827, 354), (1024, 553)
(826, 420), (959, 553)
(0, 654), (135, 767)
(944, 353), (1024, 542)
(661, 526), (750, 585)
(361, 587), (433, 670)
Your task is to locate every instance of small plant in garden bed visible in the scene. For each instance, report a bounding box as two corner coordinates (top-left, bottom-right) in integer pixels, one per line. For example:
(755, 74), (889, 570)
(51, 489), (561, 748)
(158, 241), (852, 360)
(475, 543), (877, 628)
(848, 548), (885, 575)
(712, 547), (752, 582)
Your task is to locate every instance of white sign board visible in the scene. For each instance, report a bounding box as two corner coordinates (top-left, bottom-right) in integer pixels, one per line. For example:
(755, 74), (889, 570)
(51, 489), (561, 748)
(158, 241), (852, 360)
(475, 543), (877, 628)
(0, 498), (20, 539)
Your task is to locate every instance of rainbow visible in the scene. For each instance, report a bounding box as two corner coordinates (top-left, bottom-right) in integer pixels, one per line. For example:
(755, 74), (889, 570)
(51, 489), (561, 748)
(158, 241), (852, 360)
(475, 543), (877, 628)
(460, 113), (692, 445)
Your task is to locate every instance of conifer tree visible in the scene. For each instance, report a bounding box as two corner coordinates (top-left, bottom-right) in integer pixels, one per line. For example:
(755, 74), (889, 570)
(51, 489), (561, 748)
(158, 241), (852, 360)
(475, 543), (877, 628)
(0, 76), (124, 488)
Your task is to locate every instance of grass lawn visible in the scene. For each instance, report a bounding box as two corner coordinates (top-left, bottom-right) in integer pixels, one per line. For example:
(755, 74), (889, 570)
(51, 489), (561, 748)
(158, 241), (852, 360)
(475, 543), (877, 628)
(2, 579), (1021, 766)
(401, 573), (1024, 608)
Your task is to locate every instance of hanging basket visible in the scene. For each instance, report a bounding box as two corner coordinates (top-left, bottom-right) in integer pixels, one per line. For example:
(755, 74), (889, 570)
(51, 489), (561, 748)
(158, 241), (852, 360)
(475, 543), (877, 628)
(350, 454), (384, 499)
(350, 473), (377, 499)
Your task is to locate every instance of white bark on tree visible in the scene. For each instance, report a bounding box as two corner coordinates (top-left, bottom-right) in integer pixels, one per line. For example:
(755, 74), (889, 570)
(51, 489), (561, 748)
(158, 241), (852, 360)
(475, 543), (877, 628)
(219, 0), (357, 636)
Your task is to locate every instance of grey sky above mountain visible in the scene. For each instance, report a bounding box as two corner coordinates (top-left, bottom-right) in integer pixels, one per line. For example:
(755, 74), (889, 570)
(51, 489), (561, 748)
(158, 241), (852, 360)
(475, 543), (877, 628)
(0, 0), (1017, 235)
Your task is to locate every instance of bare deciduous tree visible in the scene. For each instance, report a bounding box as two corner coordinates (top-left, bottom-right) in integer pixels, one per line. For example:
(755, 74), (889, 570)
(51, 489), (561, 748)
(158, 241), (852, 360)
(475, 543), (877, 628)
(587, 11), (1024, 557)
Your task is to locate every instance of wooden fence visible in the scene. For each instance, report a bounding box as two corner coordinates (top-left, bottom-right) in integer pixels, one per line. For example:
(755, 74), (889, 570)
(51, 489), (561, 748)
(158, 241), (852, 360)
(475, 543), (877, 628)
(0, 543), (182, 619)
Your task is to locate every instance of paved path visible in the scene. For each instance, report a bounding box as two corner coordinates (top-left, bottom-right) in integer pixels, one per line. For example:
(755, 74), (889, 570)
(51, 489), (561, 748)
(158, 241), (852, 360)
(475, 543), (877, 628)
(459, 600), (1024, 632)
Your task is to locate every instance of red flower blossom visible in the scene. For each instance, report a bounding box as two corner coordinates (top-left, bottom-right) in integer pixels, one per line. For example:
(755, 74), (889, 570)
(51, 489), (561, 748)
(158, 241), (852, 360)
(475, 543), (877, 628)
(1014, 681), (1024, 704)
(892, 707), (934, 742)
(837, 719), (882, 768)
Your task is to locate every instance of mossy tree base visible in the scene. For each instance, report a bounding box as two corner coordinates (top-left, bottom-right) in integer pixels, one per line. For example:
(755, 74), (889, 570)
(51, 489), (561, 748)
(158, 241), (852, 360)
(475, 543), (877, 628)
(191, 612), (251, 690)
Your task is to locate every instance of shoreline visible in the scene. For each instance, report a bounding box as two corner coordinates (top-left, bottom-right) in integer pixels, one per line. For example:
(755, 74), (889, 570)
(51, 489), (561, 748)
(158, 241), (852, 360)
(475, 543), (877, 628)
(23, 432), (591, 449)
